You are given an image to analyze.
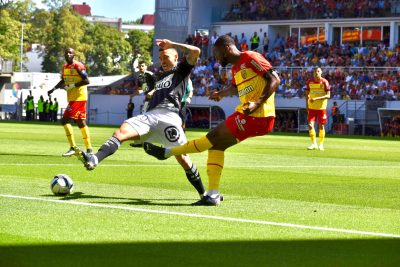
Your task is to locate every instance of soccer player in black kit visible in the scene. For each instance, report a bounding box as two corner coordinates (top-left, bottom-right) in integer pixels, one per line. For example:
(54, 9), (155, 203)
(74, 39), (206, 201)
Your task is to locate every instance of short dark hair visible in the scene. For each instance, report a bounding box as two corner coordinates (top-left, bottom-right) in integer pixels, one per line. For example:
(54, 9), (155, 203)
(138, 61), (146, 65)
(214, 34), (235, 47)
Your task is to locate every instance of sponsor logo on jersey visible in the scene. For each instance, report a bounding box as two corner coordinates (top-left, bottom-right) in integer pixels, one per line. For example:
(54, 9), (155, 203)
(156, 73), (173, 90)
(241, 69), (247, 79)
(240, 64), (247, 79)
(164, 126), (180, 142)
(238, 85), (254, 97)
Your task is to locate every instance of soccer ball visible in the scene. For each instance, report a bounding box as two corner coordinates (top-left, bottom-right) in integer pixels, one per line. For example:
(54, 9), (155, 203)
(50, 174), (74, 196)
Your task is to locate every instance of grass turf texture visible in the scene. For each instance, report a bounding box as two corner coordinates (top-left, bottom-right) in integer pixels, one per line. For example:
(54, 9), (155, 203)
(0, 121), (399, 266)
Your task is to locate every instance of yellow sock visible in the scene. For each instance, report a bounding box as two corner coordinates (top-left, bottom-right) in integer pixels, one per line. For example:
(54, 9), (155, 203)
(171, 135), (212, 156)
(319, 128), (325, 145)
(63, 124), (76, 147)
(80, 126), (92, 150)
(309, 128), (316, 144)
(207, 150), (224, 190)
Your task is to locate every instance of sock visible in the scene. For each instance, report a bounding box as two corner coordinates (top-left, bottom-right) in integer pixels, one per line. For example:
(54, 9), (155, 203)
(80, 126), (92, 150)
(63, 124), (76, 147)
(207, 149), (224, 191)
(319, 128), (325, 145)
(184, 163), (205, 196)
(95, 136), (121, 162)
(309, 128), (317, 144)
(169, 136), (213, 157)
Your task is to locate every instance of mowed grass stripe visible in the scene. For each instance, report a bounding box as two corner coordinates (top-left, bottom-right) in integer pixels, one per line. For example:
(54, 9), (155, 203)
(1, 163), (400, 168)
(1, 194), (400, 239)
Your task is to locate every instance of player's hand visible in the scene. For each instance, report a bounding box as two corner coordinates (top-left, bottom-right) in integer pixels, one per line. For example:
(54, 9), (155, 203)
(47, 88), (54, 97)
(208, 90), (222, 102)
(156, 39), (173, 50)
(64, 84), (75, 91)
(242, 101), (259, 115)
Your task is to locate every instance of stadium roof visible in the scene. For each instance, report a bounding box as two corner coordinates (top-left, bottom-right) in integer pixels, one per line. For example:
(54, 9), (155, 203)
(141, 14), (154, 25)
(72, 2), (91, 16)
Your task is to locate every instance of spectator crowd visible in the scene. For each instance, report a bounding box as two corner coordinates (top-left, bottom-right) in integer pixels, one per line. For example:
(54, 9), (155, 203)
(223, 0), (400, 21)
(104, 30), (400, 102)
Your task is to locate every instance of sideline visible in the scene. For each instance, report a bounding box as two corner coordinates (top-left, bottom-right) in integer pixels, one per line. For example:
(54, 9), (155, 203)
(1, 193), (400, 239)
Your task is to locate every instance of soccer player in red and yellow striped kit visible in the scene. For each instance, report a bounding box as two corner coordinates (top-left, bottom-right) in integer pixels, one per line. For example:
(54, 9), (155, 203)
(305, 67), (330, 151)
(144, 35), (280, 205)
(48, 48), (92, 157)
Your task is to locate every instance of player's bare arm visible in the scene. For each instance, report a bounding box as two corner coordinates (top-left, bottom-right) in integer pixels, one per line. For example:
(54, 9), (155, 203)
(243, 69), (280, 115)
(305, 90), (309, 109)
(74, 68), (90, 87)
(156, 39), (200, 66)
(209, 84), (238, 102)
(130, 89), (143, 98)
(48, 69), (89, 96)
(48, 79), (65, 96)
(310, 91), (331, 102)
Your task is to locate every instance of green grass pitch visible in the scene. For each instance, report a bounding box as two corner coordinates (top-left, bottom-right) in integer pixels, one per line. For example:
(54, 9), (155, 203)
(0, 121), (399, 266)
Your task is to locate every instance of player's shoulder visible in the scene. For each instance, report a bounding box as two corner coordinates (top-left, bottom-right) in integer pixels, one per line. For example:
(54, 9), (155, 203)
(243, 51), (271, 70)
(321, 77), (330, 83)
(305, 78), (314, 86)
(72, 61), (86, 70)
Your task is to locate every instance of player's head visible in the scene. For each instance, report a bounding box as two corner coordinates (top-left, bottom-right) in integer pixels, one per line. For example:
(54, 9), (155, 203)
(213, 34), (237, 67)
(138, 61), (147, 73)
(64, 48), (75, 64)
(158, 48), (178, 72)
(313, 67), (322, 80)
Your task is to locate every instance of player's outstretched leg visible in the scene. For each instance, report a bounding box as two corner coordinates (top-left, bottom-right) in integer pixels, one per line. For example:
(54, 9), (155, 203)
(143, 142), (168, 160)
(74, 147), (98, 170)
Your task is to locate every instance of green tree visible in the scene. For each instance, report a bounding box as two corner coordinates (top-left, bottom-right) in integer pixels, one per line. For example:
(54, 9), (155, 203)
(28, 8), (52, 45)
(0, 9), (21, 64)
(40, 5), (89, 72)
(42, 0), (70, 10)
(0, 0), (12, 9)
(83, 23), (132, 76)
(127, 29), (154, 69)
(0, 0), (36, 71)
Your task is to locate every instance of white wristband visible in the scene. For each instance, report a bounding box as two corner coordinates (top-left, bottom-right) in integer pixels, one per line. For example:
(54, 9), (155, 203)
(65, 84), (75, 91)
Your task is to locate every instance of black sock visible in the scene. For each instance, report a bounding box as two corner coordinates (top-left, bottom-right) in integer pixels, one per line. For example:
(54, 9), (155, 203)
(95, 136), (121, 162)
(185, 163), (205, 195)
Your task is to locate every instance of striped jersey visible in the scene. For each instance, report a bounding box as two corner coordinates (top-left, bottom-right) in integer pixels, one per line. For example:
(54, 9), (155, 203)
(62, 61), (88, 102)
(306, 77), (330, 110)
(231, 51), (275, 118)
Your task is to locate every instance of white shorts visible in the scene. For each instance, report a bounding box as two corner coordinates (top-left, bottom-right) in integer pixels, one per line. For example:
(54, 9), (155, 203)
(124, 108), (187, 148)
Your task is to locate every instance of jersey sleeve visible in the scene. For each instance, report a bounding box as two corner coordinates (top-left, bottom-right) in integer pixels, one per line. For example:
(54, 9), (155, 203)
(74, 62), (88, 78)
(323, 79), (330, 91)
(248, 52), (272, 76)
(305, 79), (311, 91)
(176, 59), (194, 79)
(231, 68), (236, 85)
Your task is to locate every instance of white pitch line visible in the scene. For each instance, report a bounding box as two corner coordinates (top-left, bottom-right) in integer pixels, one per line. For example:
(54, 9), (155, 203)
(1, 194), (399, 239)
(0, 163), (400, 168)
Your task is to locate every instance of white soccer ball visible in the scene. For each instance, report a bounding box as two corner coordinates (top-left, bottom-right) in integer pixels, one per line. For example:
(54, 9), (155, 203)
(50, 174), (74, 196)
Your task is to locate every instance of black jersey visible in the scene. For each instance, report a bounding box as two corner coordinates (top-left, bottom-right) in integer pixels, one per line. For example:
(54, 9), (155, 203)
(137, 71), (156, 95)
(147, 59), (193, 114)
